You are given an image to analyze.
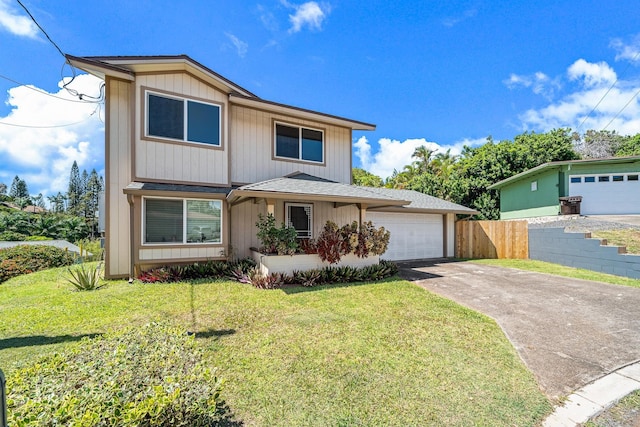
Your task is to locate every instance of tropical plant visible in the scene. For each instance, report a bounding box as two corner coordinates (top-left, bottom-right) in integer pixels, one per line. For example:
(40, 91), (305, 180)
(67, 263), (105, 291)
(255, 213), (299, 255)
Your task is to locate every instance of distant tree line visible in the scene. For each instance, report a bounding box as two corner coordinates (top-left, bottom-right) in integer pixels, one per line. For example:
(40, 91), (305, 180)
(353, 129), (640, 219)
(0, 161), (104, 240)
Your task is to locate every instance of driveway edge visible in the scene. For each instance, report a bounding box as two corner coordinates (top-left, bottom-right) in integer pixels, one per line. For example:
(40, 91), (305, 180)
(543, 360), (640, 427)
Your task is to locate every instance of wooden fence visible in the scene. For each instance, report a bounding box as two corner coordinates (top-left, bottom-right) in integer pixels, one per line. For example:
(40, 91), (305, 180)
(455, 220), (528, 259)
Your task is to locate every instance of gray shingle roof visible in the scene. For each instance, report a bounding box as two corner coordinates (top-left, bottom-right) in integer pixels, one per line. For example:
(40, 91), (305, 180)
(358, 187), (477, 214)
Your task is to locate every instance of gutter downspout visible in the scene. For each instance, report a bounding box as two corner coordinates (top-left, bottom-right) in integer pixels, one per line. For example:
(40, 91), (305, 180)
(127, 194), (135, 281)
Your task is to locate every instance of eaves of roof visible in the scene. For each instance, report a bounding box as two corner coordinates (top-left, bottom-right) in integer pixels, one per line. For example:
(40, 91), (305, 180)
(488, 156), (640, 190)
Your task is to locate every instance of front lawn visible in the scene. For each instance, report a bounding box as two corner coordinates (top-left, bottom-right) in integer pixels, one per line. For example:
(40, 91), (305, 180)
(0, 265), (551, 426)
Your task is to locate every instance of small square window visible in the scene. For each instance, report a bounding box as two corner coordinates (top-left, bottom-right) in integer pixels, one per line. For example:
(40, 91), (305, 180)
(628, 175), (639, 181)
(598, 176), (610, 182)
(585, 177), (595, 183)
(530, 181), (537, 191)
(286, 203), (313, 238)
(613, 175), (624, 182)
(570, 177), (581, 183)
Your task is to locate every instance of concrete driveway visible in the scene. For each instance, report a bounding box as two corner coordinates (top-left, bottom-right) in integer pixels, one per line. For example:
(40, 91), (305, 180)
(398, 259), (640, 400)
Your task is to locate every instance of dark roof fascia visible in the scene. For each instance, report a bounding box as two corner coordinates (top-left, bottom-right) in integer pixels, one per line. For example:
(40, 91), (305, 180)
(123, 182), (234, 198)
(67, 54), (258, 97)
(227, 188), (408, 207)
(367, 206), (479, 215)
(229, 93), (376, 131)
(488, 156), (640, 190)
(65, 54), (135, 81)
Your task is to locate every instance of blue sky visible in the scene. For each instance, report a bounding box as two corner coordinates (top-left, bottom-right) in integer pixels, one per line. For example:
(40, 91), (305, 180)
(2, 0), (640, 197)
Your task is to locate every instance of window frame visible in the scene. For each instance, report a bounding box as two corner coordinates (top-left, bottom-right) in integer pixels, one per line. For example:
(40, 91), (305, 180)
(530, 181), (538, 191)
(273, 120), (325, 164)
(143, 88), (222, 148)
(285, 202), (313, 239)
(142, 196), (223, 246)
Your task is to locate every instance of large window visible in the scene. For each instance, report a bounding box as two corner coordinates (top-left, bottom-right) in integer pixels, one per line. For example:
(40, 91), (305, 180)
(144, 198), (222, 244)
(275, 122), (324, 163)
(146, 91), (221, 146)
(285, 203), (313, 238)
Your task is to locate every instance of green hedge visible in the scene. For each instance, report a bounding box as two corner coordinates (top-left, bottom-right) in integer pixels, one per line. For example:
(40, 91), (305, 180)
(7, 322), (225, 426)
(0, 245), (75, 283)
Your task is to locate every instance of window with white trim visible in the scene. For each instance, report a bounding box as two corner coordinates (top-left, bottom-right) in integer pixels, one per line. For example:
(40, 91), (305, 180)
(285, 203), (313, 238)
(146, 91), (221, 146)
(275, 122), (324, 163)
(530, 181), (537, 191)
(143, 197), (222, 244)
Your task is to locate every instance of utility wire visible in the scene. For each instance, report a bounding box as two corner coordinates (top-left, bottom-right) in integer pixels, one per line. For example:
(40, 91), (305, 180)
(576, 49), (640, 133)
(15, 0), (104, 103)
(602, 85), (640, 131)
(0, 104), (100, 128)
(0, 73), (102, 104)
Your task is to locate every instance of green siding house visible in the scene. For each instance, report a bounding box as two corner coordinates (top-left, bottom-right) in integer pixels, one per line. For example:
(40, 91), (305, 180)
(488, 156), (640, 219)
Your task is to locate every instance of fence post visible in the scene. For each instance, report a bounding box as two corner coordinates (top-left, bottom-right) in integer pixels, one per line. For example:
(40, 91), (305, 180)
(0, 368), (6, 427)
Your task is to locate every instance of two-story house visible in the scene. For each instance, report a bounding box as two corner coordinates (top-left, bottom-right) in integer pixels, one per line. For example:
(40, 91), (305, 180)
(67, 55), (475, 279)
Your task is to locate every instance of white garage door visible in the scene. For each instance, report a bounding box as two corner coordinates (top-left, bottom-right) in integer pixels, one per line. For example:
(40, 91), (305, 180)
(368, 212), (443, 261)
(569, 174), (640, 215)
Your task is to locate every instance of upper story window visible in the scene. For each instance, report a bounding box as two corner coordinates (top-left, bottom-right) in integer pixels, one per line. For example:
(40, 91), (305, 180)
(274, 122), (324, 163)
(146, 91), (221, 146)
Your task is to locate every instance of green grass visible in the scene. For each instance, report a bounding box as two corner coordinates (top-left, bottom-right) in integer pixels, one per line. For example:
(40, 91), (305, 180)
(0, 265), (551, 426)
(471, 258), (640, 289)
(592, 229), (640, 255)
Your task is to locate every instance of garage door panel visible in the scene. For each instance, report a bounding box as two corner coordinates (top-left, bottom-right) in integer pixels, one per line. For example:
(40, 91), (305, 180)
(368, 212), (443, 261)
(569, 176), (640, 215)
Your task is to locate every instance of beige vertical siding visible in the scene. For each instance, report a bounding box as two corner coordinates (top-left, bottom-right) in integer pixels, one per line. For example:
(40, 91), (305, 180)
(138, 246), (226, 261)
(230, 201), (265, 259)
(134, 73), (229, 185)
(106, 79), (133, 278)
(230, 105), (352, 184)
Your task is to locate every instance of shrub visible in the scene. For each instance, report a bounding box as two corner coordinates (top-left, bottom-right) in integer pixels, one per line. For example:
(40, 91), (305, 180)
(0, 245), (75, 283)
(7, 322), (225, 426)
(0, 231), (28, 241)
(138, 258), (256, 283)
(75, 238), (104, 261)
(315, 221), (390, 264)
(256, 213), (299, 255)
(315, 221), (349, 264)
(67, 263), (105, 291)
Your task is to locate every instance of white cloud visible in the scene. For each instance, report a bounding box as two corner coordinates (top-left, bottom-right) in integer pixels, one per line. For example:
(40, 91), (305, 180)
(442, 8), (477, 27)
(504, 71), (560, 99)
(353, 136), (485, 179)
(0, 74), (105, 196)
(514, 58), (640, 135)
(285, 1), (330, 33)
(225, 32), (248, 58)
(567, 59), (617, 88)
(611, 34), (640, 63)
(0, 0), (38, 38)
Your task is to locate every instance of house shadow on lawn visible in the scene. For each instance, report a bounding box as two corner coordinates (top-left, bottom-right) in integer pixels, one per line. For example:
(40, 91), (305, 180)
(0, 333), (101, 350)
(280, 276), (398, 295)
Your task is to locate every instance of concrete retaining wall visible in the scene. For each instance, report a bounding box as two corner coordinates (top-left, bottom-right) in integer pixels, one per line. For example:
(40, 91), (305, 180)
(528, 227), (640, 279)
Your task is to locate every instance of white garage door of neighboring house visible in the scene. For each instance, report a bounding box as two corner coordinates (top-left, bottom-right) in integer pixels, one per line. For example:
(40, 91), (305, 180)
(368, 212), (443, 261)
(569, 174), (640, 215)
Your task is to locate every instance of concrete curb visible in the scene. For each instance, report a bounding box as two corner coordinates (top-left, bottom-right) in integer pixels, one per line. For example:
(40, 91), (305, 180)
(543, 361), (640, 427)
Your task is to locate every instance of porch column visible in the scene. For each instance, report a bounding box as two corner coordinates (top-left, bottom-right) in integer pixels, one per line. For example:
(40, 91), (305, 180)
(358, 203), (368, 226)
(265, 199), (276, 216)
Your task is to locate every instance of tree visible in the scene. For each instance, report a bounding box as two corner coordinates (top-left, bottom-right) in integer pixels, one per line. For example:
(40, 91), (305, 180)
(84, 169), (103, 235)
(352, 168), (383, 187)
(48, 192), (67, 214)
(572, 130), (625, 159)
(9, 176), (29, 200)
(615, 134), (640, 157)
(67, 161), (83, 215)
(0, 183), (6, 196)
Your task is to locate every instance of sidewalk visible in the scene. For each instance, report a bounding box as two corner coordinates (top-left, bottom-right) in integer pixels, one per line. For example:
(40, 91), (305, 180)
(543, 361), (640, 426)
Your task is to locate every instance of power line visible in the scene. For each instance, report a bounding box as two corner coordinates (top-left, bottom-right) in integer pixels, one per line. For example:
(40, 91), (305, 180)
(0, 104), (100, 128)
(602, 85), (640, 131)
(0, 73), (102, 104)
(15, 0), (104, 103)
(576, 49), (640, 133)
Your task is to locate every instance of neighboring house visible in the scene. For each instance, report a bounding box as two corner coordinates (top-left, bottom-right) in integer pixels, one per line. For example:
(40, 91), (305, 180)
(68, 54), (475, 279)
(489, 156), (640, 219)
